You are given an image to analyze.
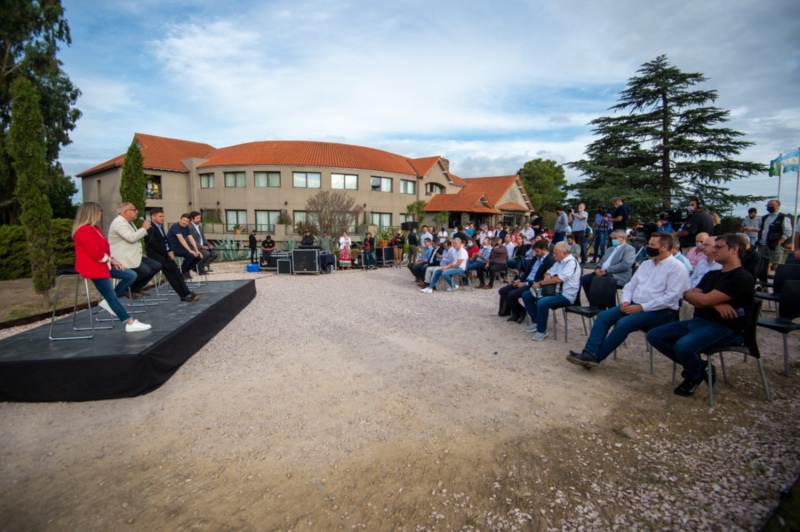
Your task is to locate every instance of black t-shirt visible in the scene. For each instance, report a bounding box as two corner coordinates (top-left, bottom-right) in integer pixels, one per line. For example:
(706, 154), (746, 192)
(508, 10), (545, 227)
(679, 209), (714, 247)
(612, 204), (628, 230)
(694, 267), (755, 335)
(407, 232), (418, 246)
(262, 238), (275, 250)
(453, 231), (468, 243)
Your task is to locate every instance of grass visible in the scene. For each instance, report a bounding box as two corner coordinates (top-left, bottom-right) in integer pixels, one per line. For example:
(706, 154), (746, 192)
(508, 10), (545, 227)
(0, 277), (102, 323)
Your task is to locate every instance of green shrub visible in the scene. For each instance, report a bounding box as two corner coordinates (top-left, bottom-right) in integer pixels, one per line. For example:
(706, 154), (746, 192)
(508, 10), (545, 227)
(0, 220), (75, 280)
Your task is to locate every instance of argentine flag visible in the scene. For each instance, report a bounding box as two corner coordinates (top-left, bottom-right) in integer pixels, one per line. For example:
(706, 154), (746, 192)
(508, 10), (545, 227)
(778, 149), (799, 174)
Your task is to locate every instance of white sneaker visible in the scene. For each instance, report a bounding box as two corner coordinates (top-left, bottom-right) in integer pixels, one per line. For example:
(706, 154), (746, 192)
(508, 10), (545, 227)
(453, 284), (460, 290)
(125, 320), (152, 332)
(524, 323), (537, 332)
(446, 286), (455, 292)
(532, 331), (548, 342)
(98, 299), (117, 318)
(420, 287), (433, 293)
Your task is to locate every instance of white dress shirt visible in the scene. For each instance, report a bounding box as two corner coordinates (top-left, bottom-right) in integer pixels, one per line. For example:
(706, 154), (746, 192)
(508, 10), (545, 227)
(622, 255), (689, 311)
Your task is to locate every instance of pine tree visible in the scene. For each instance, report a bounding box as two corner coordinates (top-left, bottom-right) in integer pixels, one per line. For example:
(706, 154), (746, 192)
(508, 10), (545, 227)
(120, 139), (146, 224)
(8, 76), (54, 305)
(568, 55), (765, 220)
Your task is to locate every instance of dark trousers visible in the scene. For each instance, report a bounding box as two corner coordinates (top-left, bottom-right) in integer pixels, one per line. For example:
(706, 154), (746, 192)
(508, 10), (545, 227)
(581, 271), (619, 296)
(158, 259), (191, 298)
(411, 263), (429, 280)
(499, 284), (530, 318)
(131, 256), (162, 291)
(174, 249), (200, 274)
(572, 230), (586, 262)
(477, 263), (506, 287)
(250, 247), (258, 263)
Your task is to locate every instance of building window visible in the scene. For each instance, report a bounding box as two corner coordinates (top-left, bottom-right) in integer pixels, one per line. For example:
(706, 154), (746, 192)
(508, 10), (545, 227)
(425, 183), (445, 196)
(294, 210), (310, 229)
(400, 179), (416, 195)
(225, 210), (247, 231)
(399, 214), (412, 224)
(200, 173), (215, 189)
(145, 175), (162, 199)
(255, 210), (281, 233)
(225, 171), (246, 188)
(371, 176), (392, 192)
(331, 173), (358, 190)
(372, 212), (391, 232)
(293, 172), (321, 188)
(254, 171), (280, 188)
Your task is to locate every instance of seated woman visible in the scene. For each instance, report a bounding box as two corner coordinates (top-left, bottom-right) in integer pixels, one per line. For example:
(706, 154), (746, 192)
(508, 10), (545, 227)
(72, 202), (151, 333)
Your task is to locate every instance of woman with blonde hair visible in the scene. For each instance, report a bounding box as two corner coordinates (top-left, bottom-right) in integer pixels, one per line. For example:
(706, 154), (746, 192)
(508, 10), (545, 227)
(392, 229), (405, 267)
(72, 202), (151, 332)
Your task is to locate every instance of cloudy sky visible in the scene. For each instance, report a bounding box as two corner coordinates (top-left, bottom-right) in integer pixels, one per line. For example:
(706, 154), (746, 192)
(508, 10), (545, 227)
(58, 0), (799, 214)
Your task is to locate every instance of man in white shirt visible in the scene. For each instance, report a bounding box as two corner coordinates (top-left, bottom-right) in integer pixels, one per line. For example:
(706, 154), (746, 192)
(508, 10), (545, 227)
(520, 222), (535, 250)
(522, 242), (582, 341)
(420, 225), (434, 246)
(421, 239), (466, 293)
(108, 202), (161, 297)
(423, 240), (454, 285)
(567, 233), (689, 368)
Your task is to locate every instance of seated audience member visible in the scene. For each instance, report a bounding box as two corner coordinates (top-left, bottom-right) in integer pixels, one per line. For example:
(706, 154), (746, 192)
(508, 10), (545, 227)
(520, 221), (535, 251)
(521, 242), (582, 341)
(261, 235), (276, 265)
(503, 233), (516, 263)
(567, 234), (689, 368)
(467, 237), (492, 273)
(477, 237), (508, 289)
(413, 239), (442, 285)
(499, 240), (555, 322)
(566, 233), (581, 262)
(189, 211), (218, 273)
(144, 208), (202, 302)
(580, 230), (635, 295)
(167, 213), (202, 279)
(647, 234), (755, 397)
(423, 240), (453, 286)
(437, 227), (449, 244)
(299, 229), (315, 248)
(738, 233), (761, 282)
(689, 236), (722, 288)
(671, 235), (693, 273)
(409, 238), (433, 278)
(684, 232), (709, 271)
(496, 222), (508, 242)
(465, 237), (480, 261)
(420, 238), (468, 293)
(108, 202), (161, 297)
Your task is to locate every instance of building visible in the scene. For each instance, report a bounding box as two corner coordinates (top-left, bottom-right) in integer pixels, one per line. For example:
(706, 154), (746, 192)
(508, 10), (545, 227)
(77, 133), (534, 241)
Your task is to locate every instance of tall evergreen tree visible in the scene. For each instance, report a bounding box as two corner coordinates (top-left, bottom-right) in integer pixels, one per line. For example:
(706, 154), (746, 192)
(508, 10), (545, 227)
(8, 76), (53, 305)
(0, 0), (81, 224)
(120, 139), (146, 223)
(568, 55), (765, 220)
(517, 158), (567, 212)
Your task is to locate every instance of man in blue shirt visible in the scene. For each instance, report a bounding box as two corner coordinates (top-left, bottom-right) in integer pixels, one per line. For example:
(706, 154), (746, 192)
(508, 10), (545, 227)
(167, 213), (202, 279)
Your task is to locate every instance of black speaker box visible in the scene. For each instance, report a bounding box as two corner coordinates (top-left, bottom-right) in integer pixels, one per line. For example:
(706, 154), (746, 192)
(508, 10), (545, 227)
(292, 249), (319, 273)
(400, 221), (418, 231)
(267, 252), (289, 269)
(277, 259), (292, 275)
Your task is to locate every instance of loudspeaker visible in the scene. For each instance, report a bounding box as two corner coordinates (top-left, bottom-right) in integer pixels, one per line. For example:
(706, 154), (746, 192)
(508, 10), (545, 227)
(277, 259), (292, 275)
(401, 221), (418, 231)
(292, 249), (319, 273)
(266, 252), (289, 269)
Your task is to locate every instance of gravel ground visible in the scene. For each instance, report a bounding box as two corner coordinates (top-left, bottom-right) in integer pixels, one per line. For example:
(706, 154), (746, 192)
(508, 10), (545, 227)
(0, 261), (798, 531)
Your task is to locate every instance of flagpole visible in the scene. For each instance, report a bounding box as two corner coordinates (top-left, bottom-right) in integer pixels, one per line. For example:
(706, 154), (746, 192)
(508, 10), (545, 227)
(794, 147), (800, 259)
(778, 152), (783, 198)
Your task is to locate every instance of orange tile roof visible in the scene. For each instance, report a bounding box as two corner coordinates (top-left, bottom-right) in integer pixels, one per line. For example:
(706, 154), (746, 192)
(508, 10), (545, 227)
(408, 156), (442, 177)
(77, 133), (215, 177)
(495, 201), (530, 212)
(449, 173), (467, 186)
(424, 191), (501, 214)
(198, 141), (428, 176)
(459, 175), (520, 205)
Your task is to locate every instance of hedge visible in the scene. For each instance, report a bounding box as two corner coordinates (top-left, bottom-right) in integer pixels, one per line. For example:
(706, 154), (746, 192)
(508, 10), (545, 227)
(0, 219), (76, 281)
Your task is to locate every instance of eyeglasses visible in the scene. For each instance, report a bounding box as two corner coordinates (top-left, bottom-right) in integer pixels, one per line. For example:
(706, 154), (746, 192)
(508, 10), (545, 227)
(712, 244), (727, 250)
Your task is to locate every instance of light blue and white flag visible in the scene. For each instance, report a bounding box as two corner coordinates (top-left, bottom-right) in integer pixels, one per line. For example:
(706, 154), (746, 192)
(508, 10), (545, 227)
(778, 149), (799, 173)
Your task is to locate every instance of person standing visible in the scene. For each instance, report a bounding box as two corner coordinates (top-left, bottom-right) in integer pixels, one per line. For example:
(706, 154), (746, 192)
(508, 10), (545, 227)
(678, 197), (714, 251)
(610, 197), (630, 232)
(570, 203), (588, 263)
(553, 206), (569, 243)
(318, 231), (333, 253)
(363, 232), (376, 269)
(757, 198), (792, 270)
(72, 202), (151, 332)
(407, 227), (419, 262)
(740, 208), (760, 247)
(338, 230), (352, 269)
(108, 202), (161, 297)
(248, 230), (258, 263)
(592, 207), (611, 263)
(392, 229), (405, 267)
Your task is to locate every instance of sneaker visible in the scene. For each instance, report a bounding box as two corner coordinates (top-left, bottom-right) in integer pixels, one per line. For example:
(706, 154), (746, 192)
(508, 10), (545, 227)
(566, 350), (598, 368)
(420, 287), (433, 293)
(98, 299), (117, 318)
(125, 319), (151, 332)
(453, 284), (460, 290)
(532, 331), (548, 342)
(524, 323), (538, 332)
(445, 286), (455, 292)
(673, 378), (703, 396)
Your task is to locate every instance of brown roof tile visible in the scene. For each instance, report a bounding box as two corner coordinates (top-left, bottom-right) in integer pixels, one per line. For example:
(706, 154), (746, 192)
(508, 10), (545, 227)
(424, 191), (501, 214)
(495, 201), (530, 212)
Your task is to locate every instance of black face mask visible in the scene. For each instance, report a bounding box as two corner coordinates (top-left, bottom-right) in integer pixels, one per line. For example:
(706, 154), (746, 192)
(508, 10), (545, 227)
(767, 206), (776, 214)
(646, 247), (660, 258)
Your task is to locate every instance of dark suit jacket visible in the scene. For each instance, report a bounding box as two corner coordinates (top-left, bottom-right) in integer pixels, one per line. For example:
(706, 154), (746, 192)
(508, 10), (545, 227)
(535, 253), (556, 282)
(145, 225), (172, 265)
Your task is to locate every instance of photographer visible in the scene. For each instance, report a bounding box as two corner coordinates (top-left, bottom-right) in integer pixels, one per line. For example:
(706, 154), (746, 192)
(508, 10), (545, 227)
(592, 206), (611, 263)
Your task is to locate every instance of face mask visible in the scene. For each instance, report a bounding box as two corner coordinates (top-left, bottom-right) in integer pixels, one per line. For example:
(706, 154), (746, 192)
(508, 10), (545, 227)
(687, 206), (695, 213)
(467, 243), (474, 248)
(646, 247), (660, 258)
(611, 239), (621, 247)
(767, 206), (776, 214)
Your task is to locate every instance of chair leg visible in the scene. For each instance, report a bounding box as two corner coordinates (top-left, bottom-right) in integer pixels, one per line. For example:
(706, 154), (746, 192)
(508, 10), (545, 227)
(757, 358), (772, 402)
(720, 353), (728, 383)
(783, 334), (789, 376)
(706, 355), (715, 406)
(581, 317), (588, 336)
(648, 343), (654, 374)
(563, 309), (568, 343)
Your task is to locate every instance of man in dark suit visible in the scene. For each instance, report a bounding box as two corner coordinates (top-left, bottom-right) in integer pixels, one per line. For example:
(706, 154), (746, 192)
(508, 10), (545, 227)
(145, 208), (202, 302)
(413, 240), (443, 286)
(190, 211), (218, 273)
(498, 240), (556, 321)
(580, 230), (635, 294)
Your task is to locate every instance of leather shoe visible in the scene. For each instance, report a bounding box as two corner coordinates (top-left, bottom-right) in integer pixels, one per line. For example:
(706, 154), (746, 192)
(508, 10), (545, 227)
(566, 350), (598, 368)
(516, 314), (526, 324)
(507, 314), (519, 322)
(134, 289), (151, 297)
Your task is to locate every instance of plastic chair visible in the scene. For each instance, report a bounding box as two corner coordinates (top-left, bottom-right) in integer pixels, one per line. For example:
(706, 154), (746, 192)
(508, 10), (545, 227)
(757, 280), (800, 376)
(756, 264), (800, 305)
(48, 264), (113, 340)
(563, 276), (618, 343)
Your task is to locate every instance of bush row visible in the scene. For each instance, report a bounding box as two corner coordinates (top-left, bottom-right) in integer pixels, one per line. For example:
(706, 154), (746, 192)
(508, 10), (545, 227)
(0, 220), (76, 280)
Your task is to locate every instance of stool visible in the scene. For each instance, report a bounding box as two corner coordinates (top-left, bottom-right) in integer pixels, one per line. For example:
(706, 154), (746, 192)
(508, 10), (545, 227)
(49, 264), (114, 340)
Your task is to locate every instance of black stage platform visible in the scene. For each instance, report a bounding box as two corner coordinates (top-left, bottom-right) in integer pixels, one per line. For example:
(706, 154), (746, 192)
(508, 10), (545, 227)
(0, 279), (255, 403)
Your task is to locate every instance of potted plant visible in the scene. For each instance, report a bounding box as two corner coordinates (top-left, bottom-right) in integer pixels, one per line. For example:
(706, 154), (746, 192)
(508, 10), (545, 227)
(233, 223), (243, 235)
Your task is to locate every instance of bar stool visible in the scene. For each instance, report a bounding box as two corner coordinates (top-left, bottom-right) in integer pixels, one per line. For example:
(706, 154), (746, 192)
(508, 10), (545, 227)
(49, 264), (114, 340)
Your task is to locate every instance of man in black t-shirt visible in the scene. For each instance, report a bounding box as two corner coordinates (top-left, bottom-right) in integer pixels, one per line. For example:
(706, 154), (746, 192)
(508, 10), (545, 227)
(647, 233), (755, 397)
(678, 197), (715, 249)
(610, 197), (629, 232)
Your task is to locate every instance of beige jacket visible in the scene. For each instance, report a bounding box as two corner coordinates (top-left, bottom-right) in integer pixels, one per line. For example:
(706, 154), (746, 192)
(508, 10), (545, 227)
(108, 215), (147, 268)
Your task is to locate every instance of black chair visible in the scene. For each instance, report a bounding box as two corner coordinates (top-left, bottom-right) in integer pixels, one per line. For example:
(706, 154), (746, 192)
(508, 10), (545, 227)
(755, 264), (800, 305)
(672, 300), (770, 406)
(551, 289), (582, 342)
(562, 275), (618, 343)
(785, 256), (800, 266)
(757, 280), (800, 376)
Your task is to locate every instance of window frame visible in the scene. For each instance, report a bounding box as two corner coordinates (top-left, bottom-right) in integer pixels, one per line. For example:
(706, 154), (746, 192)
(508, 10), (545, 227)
(225, 209), (247, 231)
(199, 173), (215, 189)
(400, 179), (416, 195)
(293, 171), (322, 189)
(254, 171), (281, 188)
(331, 173), (358, 190)
(255, 210), (281, 233)
(224, 171), (247, 188)
(370, 176), (392, 193)
(371, 212), (391, 232)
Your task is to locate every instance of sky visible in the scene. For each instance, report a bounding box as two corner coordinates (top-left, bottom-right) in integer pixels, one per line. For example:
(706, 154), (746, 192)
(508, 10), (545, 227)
(57, 0), (800, 216)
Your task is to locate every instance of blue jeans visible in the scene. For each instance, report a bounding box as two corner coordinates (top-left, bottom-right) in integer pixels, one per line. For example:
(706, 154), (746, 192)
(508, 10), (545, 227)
(584, 306), (677, 362)
(646, 318), (743, 382)
(92, 276), (132, 323)
(466, 259), (485, 272)
(593, 231), (608, 260)
(441, 267), (465, 288)
(111, 267), (137, 297)
(522, 292), (570, 334)
(365, 251), (376, 267)
(429, 267), (445, 287)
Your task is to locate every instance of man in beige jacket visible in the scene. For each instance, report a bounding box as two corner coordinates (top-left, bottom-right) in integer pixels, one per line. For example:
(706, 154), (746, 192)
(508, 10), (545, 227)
(108, 202), (162, 297)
